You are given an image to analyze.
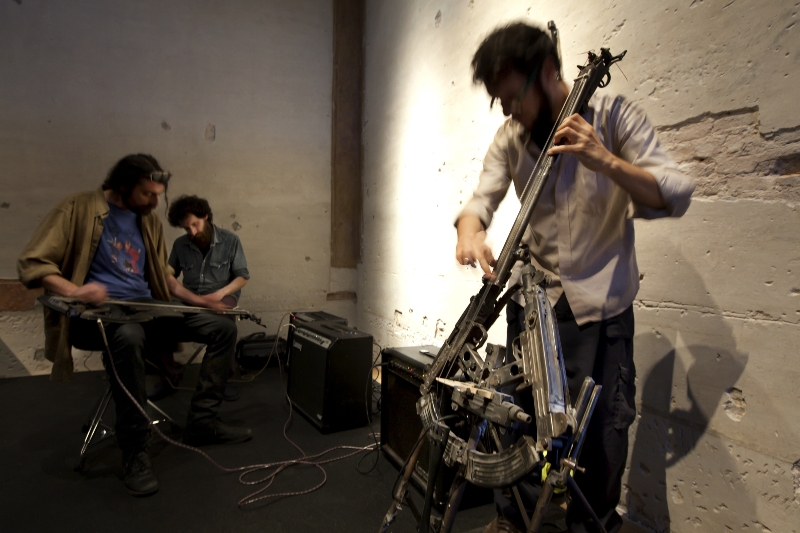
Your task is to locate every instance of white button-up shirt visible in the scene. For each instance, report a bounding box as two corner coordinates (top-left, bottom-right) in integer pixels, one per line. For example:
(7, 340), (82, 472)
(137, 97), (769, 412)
(460, 93), (695, 325)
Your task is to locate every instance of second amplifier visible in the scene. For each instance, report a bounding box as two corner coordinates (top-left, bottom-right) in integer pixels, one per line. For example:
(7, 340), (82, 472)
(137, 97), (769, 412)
(288, 320), (373, 434)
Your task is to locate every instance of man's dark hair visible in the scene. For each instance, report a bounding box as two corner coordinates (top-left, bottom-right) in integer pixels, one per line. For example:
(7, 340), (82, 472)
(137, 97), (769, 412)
(167, 195), (213, 227)
(102, 154), (164, 194)
(471, 22), (560, 91)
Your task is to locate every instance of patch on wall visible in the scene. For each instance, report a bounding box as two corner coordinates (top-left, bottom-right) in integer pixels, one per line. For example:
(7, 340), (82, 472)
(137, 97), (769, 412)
(722, 387), (746, 422)
(0, 336), (30, 378)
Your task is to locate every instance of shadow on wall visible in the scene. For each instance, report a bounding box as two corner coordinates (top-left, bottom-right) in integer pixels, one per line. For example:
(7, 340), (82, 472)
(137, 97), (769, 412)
(625, 252), (751, 532)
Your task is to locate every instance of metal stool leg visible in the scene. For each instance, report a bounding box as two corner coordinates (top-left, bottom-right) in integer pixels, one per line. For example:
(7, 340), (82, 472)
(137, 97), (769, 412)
(146, 399), (181, 430)
(75, 387), (115, 471)
(184, 345), (205, 366)
(76, 389), (180, 471)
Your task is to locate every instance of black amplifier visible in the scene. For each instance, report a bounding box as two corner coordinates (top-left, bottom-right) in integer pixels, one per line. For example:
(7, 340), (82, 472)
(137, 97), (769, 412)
(381, 345), (492, 511)
(288, 320), (372, 434)
(286, 311), (348, 368)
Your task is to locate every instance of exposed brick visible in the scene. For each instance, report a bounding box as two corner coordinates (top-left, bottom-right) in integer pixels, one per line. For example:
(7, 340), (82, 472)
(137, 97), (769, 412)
(0, 280), (42, 311)
(658, 108), (800, 202)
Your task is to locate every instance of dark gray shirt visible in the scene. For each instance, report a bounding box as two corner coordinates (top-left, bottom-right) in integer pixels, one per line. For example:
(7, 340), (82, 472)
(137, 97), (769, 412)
(168, 223), (249, 303)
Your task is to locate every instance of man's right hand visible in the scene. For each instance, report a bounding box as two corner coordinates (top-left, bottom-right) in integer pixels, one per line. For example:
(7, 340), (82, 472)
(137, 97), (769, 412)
(69, 282), (108, 304)
(456, 228), (497, 278)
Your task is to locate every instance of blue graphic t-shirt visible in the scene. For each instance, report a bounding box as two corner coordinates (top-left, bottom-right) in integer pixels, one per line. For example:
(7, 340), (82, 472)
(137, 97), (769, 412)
(84, 203), (152, 300)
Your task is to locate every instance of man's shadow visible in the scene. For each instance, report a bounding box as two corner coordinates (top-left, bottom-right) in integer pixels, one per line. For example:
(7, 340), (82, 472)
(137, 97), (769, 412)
(623, 255), (751, 532)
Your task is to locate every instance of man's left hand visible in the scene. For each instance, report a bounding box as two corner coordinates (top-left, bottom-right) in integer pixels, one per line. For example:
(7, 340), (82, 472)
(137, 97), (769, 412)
(547, 114), (615, 173)
(196, 291), (233, 310)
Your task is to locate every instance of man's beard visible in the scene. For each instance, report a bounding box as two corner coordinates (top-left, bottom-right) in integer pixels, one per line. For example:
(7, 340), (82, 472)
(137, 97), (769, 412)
(191, 223), (213, 248)
(528, 91), (555, 151)
(121, 194), (154, 216)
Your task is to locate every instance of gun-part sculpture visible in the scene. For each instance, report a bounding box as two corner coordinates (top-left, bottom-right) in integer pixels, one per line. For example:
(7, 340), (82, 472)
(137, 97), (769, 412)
(379, 44), (626, 533)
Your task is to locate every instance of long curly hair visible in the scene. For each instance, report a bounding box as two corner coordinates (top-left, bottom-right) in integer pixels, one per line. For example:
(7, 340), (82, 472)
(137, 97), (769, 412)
(102, 154), (164, 194)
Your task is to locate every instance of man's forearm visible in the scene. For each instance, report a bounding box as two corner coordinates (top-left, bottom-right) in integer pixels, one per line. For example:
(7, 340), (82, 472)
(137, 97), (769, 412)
(41, 274), (79, 297)
(167, 275), (206, 306)
(218, 276), (248, 297)
(603, 156), (665, 209)
(456, 215), (486, 238)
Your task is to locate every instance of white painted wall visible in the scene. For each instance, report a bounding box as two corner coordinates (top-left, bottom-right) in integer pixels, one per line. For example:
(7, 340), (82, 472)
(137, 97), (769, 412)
(361, 0), (800, 531)
(0, 0), (359, 375)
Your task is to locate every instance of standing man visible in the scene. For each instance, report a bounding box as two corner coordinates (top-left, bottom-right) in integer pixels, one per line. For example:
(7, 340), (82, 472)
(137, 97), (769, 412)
(167, 195), (249, 399)
(456, 24), (694, 533)
(18, 154), (252, 498)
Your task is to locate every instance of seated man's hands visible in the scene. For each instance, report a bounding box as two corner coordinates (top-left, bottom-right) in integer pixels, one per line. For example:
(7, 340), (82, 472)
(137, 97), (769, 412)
(196, 293), (233, 311)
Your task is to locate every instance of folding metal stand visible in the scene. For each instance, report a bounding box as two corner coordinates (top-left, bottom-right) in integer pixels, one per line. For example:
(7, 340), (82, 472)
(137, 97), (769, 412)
(74, 387), (181, 472)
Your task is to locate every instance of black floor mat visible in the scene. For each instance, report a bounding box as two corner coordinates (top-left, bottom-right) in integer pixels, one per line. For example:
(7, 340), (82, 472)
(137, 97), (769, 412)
(0, 367), (494, 533)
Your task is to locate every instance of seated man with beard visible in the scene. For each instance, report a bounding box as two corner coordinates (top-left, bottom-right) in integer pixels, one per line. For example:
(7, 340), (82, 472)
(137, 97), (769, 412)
(166, 196), (250, 399)
(167, 196), (249, 309)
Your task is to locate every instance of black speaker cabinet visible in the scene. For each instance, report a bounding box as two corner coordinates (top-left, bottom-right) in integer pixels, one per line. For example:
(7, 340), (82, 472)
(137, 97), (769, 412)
(288, 320), (372, 434)
(381, 345), (493, 511)
(286, 311), (348, 368)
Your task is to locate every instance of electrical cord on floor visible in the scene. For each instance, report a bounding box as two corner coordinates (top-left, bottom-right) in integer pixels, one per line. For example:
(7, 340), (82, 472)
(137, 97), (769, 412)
(94, 315), (377, 509)
(231, 312), (293, 383)
(356, 341), (386, 475)
(370, 340), (384, 418)
(82, 351), (97, 372)
(144, 359), (195, 391)
(143, 313), (294, 392)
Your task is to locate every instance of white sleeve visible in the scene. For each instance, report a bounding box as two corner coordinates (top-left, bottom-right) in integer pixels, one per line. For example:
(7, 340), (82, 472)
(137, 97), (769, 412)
(457, 124), (514, 228)
(610, 95), (695, 219)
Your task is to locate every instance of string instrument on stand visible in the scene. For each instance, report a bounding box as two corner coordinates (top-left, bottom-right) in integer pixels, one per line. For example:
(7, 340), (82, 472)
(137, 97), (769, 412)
(39, 295), (264, 325)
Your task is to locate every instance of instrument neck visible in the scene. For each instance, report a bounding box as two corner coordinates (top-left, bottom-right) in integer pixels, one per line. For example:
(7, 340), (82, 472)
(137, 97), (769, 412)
(491, 74), (591, 287)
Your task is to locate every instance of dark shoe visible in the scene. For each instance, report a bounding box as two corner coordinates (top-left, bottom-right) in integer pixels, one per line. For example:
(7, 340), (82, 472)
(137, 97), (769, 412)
(123, 451), (159, 497)
(484, 516), (524, 533)
(183, 419), (252, 446)
(223, 384), (240, 402)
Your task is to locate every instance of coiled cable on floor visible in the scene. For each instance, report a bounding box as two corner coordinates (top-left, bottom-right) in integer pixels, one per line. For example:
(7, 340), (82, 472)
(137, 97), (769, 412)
(95, 314), (376, 509)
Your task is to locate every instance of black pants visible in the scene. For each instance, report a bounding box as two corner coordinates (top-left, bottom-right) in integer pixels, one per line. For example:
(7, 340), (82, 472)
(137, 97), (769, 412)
(70, 304), (238, 457)
(499, 296), (636, 533)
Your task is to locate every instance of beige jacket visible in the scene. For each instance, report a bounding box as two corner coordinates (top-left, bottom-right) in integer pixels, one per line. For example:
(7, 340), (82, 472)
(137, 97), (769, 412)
(17, 188), (174, 381)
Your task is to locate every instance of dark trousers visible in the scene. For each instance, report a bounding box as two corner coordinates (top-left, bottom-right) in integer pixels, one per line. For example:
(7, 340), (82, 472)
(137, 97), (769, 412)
(70, 305), (238, 457)
(499, 296), (636, 533)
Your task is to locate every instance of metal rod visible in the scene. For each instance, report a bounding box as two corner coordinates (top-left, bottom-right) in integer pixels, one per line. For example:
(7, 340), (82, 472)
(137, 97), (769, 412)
(438, 422), (484, 533)
(419, 424), (450, 533)
(488, 425), (532, 531)
(379, 429), (427, 533)
(527, 476), (555, 533)
(568, 385), (601, 462)
(565, 475), (608, 533)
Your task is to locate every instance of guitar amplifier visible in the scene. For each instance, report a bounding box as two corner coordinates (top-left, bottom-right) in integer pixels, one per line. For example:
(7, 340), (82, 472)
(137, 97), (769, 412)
(286, 311), (348, 368)
(381, 345), (493, 510)
(288, 320), (372, 434)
